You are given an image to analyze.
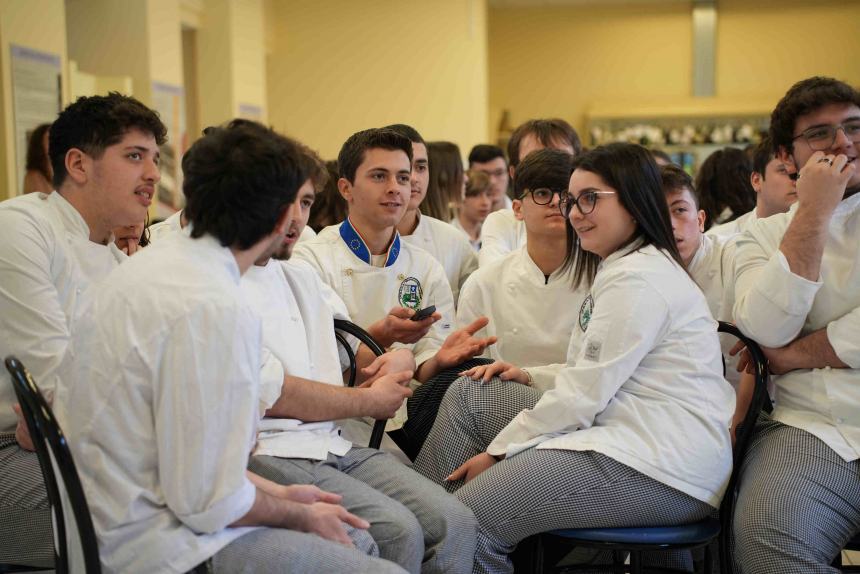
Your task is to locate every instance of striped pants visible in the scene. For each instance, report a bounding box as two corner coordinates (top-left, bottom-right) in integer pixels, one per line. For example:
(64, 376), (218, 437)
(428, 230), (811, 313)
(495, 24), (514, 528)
(414, 378), (713, 574)
(732, 413), (860, 573)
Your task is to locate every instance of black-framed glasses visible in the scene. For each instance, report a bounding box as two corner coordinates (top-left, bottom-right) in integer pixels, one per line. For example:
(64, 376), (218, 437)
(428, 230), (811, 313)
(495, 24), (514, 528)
(559, 190), (617, 217)
(521, 188), (566, 205)
(792, 119), (860, 151)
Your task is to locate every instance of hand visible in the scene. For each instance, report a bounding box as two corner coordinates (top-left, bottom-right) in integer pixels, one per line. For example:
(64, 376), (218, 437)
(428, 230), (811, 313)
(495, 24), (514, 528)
(732, 341), (796, 376)
(281, 484), (343, 505)
(12, 404), (35, 452)
(460, 360), (528, 385)
(446, 452), (499, 484)
(435, 317), (498, 370)
(121, 237), (140, 256)
(296, 502), (370, 547)
(367, 306), (440, 347)
(795, 151), (856, 216)
(359, 349), (416, 387)
(363, 370), (413, 419)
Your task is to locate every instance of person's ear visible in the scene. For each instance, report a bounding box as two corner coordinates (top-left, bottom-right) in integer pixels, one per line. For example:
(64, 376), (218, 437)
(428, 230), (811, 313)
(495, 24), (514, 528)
(64, 148), (89, 185)
(512, 198), (524, 221)
(697, 209), (706, 233)
(337, 177), (353, 203)
(750, 171), (763, 194)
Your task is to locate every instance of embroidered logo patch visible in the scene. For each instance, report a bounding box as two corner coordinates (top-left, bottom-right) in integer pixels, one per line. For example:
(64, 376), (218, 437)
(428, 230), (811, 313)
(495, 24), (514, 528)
(579, 294), (594, 332)
(398, 276), (423, 310)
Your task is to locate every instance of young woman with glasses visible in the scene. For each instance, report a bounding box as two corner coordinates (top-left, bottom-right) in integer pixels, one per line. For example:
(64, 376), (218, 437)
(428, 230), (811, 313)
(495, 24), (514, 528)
(414, 142), (735, 574)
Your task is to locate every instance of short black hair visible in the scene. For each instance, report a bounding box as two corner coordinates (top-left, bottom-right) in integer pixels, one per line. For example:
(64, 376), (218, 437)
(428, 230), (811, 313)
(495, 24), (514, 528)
(337, 128), (413, 183)
(49, 92), (167, 188)
(694, 147), (755, 231)
(660, 164), (699, 209)
(182, 119), (308, 249)
(514, 148), (575, 198)
(770, 76), (860, 154)
(507, 118), (582, 168)
(383, 124), (425, 146)
(468, 144), (506, 166)
(751, 136), (775, 178)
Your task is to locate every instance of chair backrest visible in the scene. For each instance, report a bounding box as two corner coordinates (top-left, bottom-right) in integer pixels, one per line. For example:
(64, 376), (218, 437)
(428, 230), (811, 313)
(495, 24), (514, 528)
(715, 322), (771, 574)
(333, 319), (388, 449)
(5, 356), (101, 574)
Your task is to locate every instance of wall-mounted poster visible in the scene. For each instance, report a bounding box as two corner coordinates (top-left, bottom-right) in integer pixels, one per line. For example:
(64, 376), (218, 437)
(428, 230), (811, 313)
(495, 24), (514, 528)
(151, 82), (187, 219)
(11, 45), (62, 196)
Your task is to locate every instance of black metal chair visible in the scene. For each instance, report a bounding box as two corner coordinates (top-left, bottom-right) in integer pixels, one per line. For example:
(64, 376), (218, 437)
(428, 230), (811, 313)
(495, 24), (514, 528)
(4, 356), (101, 574)
(519, 321), (772, 574)
(334, 319), (388, 450)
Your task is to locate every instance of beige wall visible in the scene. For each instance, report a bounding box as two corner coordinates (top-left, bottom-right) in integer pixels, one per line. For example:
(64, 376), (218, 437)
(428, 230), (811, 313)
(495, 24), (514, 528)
(0, 0), (69, 199)
(266, 0), (489, 160)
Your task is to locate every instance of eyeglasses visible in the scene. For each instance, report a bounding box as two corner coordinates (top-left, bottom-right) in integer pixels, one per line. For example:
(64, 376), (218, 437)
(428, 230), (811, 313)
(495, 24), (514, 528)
(521, 188), (567, 206)
(559, 190), (617, 217)
(792, 119), (860, 151)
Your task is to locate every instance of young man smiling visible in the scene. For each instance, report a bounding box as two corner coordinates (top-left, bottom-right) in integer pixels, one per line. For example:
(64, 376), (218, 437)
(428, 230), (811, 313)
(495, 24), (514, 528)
(731, 76), (860, 573)
(0, 93), (166, 568)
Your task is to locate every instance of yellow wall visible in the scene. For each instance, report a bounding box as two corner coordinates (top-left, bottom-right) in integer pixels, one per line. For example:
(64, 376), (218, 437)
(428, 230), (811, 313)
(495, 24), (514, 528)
(489, 2), (692, 140)
(716, 0), (860, 100)
(266, 0), (489, 160)
(0, 0), (69, 199)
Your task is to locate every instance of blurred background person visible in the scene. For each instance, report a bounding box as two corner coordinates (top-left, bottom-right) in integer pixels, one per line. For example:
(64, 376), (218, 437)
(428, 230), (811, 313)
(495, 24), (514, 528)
(307, 159), (348, 233)
(695, 146), (756, 231)
(23, 123), (53, 194)
(425, 141), (464, 221)
(451, 170), (492, 252)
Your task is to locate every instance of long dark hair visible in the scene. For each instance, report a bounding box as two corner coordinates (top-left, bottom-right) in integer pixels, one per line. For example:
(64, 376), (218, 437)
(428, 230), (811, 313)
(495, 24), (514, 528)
(26, 123), (52, 181)
(694, 147), (755, 230)
(564, 143), (685, 289)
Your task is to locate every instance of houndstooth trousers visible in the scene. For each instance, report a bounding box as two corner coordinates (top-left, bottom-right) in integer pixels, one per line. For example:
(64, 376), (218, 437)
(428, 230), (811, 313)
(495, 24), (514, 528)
(732, 412), (860, 574)
(413, 378), (714, 574)
(0, 431), (54, 568)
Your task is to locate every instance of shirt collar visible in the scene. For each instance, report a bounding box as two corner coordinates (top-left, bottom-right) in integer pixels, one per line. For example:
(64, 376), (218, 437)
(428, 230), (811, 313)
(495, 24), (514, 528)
(47, 191), (90, 240)
(339, 217), (401, 267)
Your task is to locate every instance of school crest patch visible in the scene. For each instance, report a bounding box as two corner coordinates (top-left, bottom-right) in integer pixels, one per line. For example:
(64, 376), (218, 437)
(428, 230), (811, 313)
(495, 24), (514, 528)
(579, 294), (594, 332)
(398, 276), (423, 310)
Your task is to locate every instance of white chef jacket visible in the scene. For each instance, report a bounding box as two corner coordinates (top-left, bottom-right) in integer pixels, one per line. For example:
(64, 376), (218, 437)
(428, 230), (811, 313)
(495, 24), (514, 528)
(147, 210), (183, 243)
(0, 191), (125, 430)
(478, 209), (527, 267)
(707, 209), (757, 237)
(293, 220), (454, 369)
(733, 194), (860, 462)
(54, 232), (260, 574)
(401, 213), (477, 305)
(241, 259), (352, 460)
(449, 216), (481, 252)
(457, 246), (585, 391)
(487, 243), (734, 508)
(298, 225), (316, 243)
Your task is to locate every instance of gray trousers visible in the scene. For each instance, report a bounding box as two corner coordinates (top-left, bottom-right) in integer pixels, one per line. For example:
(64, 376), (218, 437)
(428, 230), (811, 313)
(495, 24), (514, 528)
(732, 413), (860, 573)
(0, 432), (54, 568)
(209, 527), (407, 574)
(249, 446), (477, 574)
(414, 378), (713, 574)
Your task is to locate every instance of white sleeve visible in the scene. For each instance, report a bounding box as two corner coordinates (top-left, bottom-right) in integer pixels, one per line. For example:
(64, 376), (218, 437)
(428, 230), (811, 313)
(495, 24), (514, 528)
(454, 273), (492, 360)
(478, 211), (516, 267)
(733, 229), (822, 347)
(154, 301), (259, 533)
(827, 306), (860, 369)
(455, 239), (478, 306)
(0, 209), (68, 402)
(487, 272), (670, 455)
(258, 346), (285, 415)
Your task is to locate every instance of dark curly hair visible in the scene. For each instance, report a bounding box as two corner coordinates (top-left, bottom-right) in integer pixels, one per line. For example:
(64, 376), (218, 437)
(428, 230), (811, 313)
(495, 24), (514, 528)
(182, 119), (309, 249)
(769, 76), (860, 154)
(50, 92), (167, 188)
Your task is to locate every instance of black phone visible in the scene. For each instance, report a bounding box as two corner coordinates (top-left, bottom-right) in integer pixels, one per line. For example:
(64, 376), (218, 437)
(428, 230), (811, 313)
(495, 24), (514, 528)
(410, 305), (436, 321)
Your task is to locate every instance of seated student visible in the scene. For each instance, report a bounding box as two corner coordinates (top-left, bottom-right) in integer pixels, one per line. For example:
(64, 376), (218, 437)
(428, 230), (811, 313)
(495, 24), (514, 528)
(708, 136), (798, 236)
(450, 170), (492, 251)
(293, 128), (495, 455)
(415, 143), (734, 574)
(0, 93), (165, 568)
(384, 124), (477, 304)
(455, 149), (585, 389)
(236, 137), (478, 574)
(731, 76), (860, 574)
(695, 147), (756, 232)
(55, 120), (411, 574)
(478, 118), (581, 267)
(467, 144), (511, 211)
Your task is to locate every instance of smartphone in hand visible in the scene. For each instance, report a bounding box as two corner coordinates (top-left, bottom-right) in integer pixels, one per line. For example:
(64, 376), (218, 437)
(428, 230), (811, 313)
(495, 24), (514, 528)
(410, 305), (436, 321)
